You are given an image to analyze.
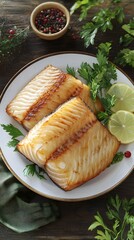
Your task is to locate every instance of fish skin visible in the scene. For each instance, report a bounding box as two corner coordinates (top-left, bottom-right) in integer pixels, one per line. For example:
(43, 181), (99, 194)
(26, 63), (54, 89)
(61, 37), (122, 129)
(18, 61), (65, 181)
(6, 65), (103, 130)
(17, 97), (120, 191)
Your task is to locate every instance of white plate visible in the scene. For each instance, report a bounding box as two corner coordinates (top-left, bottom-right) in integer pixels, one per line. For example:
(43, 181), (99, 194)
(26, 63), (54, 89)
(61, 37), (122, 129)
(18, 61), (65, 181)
(0, 52), (134, 201)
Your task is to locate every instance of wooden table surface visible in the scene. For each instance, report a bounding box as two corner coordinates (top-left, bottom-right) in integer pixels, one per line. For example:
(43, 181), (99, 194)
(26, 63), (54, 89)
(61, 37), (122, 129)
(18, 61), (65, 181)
(0, 0), (133, 239)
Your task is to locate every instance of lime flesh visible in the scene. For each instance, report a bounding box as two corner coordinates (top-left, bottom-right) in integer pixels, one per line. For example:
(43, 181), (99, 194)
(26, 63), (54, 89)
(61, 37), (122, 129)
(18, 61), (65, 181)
(108, 110), (134, 144)
(107, 83), (134, 112)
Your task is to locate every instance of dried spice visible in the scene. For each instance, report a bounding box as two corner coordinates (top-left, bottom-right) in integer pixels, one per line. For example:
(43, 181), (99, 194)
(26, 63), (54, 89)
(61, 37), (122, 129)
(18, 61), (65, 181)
(35, 8), (66, 34)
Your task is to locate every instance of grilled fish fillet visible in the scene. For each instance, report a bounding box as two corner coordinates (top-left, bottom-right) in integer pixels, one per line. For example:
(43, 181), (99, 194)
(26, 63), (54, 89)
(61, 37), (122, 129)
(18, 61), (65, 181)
(17, 97), (120, 191)
(6, 65), (103, 130)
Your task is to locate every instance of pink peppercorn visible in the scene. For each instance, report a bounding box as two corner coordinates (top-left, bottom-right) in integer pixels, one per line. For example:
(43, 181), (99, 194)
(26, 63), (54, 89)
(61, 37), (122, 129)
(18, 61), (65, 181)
(124, 151), (131, 158)
(35, 8), (66, 34)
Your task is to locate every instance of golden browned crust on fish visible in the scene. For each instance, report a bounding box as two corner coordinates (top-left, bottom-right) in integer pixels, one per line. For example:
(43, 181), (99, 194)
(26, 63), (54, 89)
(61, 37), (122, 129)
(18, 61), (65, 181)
(6, 65), (64, 127)
(6, 65), (103, 130)
(46, 120), (119, 190)
(17, 97), (120, 191)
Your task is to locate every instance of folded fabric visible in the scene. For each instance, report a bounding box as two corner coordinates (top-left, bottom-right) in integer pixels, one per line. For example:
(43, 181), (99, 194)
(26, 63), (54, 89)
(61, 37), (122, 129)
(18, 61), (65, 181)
(0, 157), (59, 233)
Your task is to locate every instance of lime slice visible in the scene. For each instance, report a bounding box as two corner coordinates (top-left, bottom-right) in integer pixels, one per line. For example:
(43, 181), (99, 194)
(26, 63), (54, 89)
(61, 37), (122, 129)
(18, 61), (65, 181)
(107, 83), (134, 112)
(108, 110), (134, 144)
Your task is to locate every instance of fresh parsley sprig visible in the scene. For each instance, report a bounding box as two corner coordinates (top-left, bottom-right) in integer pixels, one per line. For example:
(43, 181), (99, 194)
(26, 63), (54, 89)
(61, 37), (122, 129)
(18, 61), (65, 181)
(1, 123), (24, 151)
(1, 123), (46, 180)
(23, 164), (46, 180)
(66, 42), (117, 104)
(70, 0), (104, 21)
(66, 65), (76, 78)
(97, 94), (116, 125)
(80, 6), (124, 47)
(115, 49), (134, 68)
(88, 194), (134, 239)
(120, 34), (134, 47)
(122, 19), (134, 37)
(78, 42), (117, 100)
(115, 18), (134, 67)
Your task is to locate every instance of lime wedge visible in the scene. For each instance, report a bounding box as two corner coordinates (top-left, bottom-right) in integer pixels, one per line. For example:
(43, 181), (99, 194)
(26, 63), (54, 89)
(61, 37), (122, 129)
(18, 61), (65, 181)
(107, 83), (134, 112)
(108, 110), (134, 144)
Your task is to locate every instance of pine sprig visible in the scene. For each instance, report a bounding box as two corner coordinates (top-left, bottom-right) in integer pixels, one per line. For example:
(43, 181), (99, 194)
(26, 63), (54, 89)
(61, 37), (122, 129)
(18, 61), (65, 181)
(0, 21), (29, 64)
(88, 195), (134, 239)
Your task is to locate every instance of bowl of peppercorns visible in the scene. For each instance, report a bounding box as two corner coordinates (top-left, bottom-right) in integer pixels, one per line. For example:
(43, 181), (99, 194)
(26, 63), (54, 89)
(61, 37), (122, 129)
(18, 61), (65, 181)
(30, 1), (70, 40)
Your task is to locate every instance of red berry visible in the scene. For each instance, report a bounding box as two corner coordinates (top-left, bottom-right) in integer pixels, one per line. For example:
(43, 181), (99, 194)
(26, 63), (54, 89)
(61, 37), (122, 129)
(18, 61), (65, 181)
(124, 151), (131, 158)
(9, 29), (15, 35)
(8, 35), (13, 39)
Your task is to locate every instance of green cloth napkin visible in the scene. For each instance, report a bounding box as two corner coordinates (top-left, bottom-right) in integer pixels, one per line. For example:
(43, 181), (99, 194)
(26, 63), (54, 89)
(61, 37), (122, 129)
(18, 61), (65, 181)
(0, 157), (59, 233)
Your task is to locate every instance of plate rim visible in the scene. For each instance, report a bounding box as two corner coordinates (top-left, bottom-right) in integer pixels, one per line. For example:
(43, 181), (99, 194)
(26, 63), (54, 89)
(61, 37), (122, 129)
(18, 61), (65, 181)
(1, 150), (134, 202)
(0, 51), (134, 202)
(1, 50), (133, 101)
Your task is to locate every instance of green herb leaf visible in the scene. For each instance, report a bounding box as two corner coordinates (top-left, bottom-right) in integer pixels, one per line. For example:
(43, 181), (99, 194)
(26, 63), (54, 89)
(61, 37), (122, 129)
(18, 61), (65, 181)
(88, 195), (134, 239)
(120, 34), (134, 47)
(95, 229), (112, 239)
(78, 61), (93, 82)
(91, 79), (100, 100)
(115, 49), (134, 67)
(80, 7), (124, 47)
(70, 0), (104, 21)
(122, 198), (134, 212)
(122, 19), (134, 37)
(1, 123), (24, 151)
(78, 43), (117, 101)
(97, 94), (116, 124)
(115, 6), (125, 23)
(23, 164), (46, 180)
(109, 195), (121, 212)
(98, 42), (112, 57)
(66, 65), (76, 77)
(70, 0), (88, 15)
(101, 94), (116, 113)
(80, 22), (98, 47)
(94, 212), (109, 231)
(88, 221), (102, 231)
(113, 219), (120, 232)
(7, 139), (20, 151)
(111, 152), (124, 165)
(97, 111), (109, 125)
(1, 124), (24, 138)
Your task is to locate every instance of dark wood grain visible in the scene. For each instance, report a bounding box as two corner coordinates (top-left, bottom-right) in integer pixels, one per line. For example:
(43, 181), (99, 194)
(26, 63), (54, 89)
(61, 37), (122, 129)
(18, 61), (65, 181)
(0, 0), (134, 239)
